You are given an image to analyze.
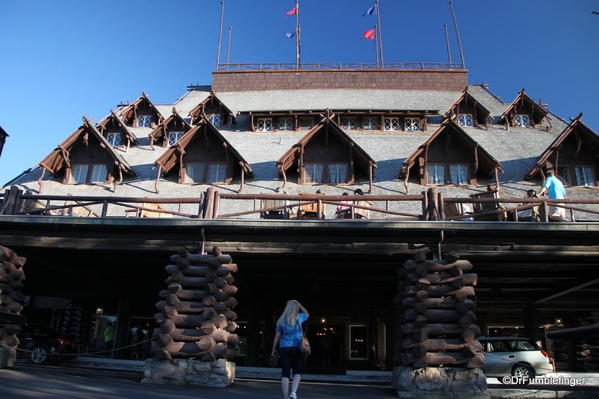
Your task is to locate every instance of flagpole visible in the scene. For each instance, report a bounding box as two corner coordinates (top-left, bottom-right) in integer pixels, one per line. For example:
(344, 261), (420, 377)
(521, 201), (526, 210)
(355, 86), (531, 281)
(443, 24), (452, 65)
(295, 0), (300, 68)
(449, 1), (465, 69)
(216, 0), (225, 69)
(374, 24), (380, 65)
(375, 0), (384, 65)
(226, 26), (233, 66)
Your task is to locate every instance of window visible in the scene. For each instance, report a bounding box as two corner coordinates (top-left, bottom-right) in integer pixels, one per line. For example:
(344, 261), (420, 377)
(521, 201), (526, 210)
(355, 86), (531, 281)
(168, 132), (184, 146)
(106, 132), (122, 147)
(575, 167), (595, 186)
(427, 165), (445, 185)
(71, 164), (107, 184)
(514, 114), (530, 127)
(404, 118), (420, 132)
(362, 117), (379, 130)
(458, 114), (474, 127)
(304, 163), (349, 184)
(557, 166), (572, 186)
(256, 118), (273, 132)
(299, 117), (314, 130)
(278, 117), (293, 131)
(349, 325), (368, 360)
(383, 117), (400, 131)
(185, 162), (227, 183)
(428, 164), (470, 185)
(341, 118), (358, 130)
(137, 115), (153, 127)
(208, 114), (221, 128)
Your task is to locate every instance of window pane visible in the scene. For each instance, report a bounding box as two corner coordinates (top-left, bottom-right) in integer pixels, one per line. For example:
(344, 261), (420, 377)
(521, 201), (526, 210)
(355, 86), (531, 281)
(557, 166), (571, 185)
(328, 163), (348, 184)
(185, 163), (206, 183)
(168, 132), (183, 146)
(305, 163), (324, 183)
(458, 114), (473, 127)
(575, 167), (594, 186)
(449, 164), (469, 185)
(71, 164), (88, 184)
(299, 117), (313, 130)
(106, 132), (122, 146)
(404, 118), (420, 131)
(138, 115), (152, 127)
(427, 165), (445, 184)
(278, 118), (293, 130)
(362, 117), (379, 130)
(383, 117), (399, 131)
(208, 115), (221, 128)
(256, 118), (272, 132)
(341, 118), (357, 130)
(349, 325), (368, 359)
(207, 163), (227, 183)
(515, 114), (530, 127)
(90, 164), (107, 183)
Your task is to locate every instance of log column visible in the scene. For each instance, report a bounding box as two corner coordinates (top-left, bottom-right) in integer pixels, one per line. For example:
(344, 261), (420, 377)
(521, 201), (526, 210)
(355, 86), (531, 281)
(142, 246), (239, 387)
(0, 245), (26, 369)
(392, 251), (489, 398)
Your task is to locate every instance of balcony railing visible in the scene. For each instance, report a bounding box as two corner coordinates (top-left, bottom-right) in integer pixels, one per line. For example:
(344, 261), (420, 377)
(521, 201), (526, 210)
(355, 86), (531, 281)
(216, 62), (466, 71)
(1, 187), (598, 222)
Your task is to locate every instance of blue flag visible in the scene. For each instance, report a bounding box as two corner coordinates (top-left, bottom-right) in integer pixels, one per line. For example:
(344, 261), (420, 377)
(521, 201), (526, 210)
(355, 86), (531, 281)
(286, 31), (296, 39)
(363, 6), (375, 16)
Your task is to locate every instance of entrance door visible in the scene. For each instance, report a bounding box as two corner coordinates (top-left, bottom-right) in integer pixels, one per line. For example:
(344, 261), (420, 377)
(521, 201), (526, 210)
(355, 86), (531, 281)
(305, 316), (347, 373)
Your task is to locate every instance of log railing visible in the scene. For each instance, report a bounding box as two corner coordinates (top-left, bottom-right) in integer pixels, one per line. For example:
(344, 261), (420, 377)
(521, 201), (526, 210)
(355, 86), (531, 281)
(1, 186), (598, 222)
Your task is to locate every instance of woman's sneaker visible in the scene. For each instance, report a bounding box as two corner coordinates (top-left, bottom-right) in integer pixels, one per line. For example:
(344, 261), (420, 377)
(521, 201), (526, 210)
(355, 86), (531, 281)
(289, 393), (297, 399)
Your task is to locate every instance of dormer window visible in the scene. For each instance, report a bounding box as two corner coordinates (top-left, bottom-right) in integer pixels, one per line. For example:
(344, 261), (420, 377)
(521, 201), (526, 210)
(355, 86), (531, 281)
(427, 164), (469, 185)
(168, 132), (184, 146)
(404, 118), (420, 132)
(304, 162), (349, 184)
(341, 118), (358, 130)
(515, 114), (530, 127)
(362, 117), (379, 130)
(383, 117), (400, 131)
(278, 117), (293, 131)
(256, 118), (273, 132)
(138, 115), (153, 127)
(458, 114), (474, 127)
(106, 132), (122, 147)
(558, 166), (595, 187)
(71, 163), (108, 184)
(208, 114), (221, 128)
(185, 162), (227, 183)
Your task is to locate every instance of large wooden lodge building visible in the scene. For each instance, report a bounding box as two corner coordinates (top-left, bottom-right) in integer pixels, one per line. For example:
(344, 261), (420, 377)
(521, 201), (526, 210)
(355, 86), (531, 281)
(1, 65), (598, 373)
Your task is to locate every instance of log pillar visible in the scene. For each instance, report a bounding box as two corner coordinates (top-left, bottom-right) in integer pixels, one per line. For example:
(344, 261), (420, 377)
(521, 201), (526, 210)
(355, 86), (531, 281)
(142, 246), (239, 387)
(391, 251), (488, 399)
(0, 245), (27, 369)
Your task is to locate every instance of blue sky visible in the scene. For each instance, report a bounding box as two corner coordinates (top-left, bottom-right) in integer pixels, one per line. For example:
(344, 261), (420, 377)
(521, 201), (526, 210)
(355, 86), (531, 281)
(1, 0), (598, 184)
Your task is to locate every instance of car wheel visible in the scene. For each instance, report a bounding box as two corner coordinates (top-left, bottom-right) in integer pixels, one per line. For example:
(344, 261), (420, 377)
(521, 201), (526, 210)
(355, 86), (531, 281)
(30, 346), (49, 364)
(512, 363), (535, 383)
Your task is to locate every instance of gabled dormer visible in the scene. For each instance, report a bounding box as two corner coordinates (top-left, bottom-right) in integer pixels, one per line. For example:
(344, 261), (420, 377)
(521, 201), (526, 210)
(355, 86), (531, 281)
(96, 110), (138, 149)
(445, 88), (491, 128)
(149, 108), (192, 147)
(277, 115), (376, 188)
(500, 89), (548, 129)
(400, 119), (501, 186)
(155, 118), (252, 186)
(188, 92), (234, 127)
(39, 116), (135, 185)
(120, 93), (164, 128)
(525, 114), (599, 186)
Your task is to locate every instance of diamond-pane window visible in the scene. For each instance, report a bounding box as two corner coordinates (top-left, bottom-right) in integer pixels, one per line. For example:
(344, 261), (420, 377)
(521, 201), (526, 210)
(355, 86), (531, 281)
(514, 114), (530, 127)
(137, 115), (153, 127)
(208, 114), (221, 128)
(341, 118), (358, 130)
(404, 118), (420, 131)
(383, 117), (400, 131)
(278, 118), (293, 131)
(256, 118), (273, 132)
(362, 117), (379, 130)
(168, 132), (184, 146)
(106, 132), (122, 147)
(458, 114), (474, 127)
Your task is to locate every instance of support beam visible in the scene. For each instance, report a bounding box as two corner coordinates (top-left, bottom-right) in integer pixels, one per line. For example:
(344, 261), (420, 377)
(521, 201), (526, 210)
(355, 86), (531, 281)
(534, 278), (599, 305)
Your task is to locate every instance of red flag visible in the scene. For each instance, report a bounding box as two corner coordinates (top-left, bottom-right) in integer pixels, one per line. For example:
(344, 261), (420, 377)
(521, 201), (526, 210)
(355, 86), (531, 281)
(284, 7), (297, 17)
(361, 29), (375, 40)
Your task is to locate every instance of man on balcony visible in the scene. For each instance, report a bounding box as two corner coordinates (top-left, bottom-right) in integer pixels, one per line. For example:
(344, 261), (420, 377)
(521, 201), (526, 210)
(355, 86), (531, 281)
(538, 169), (567, 221)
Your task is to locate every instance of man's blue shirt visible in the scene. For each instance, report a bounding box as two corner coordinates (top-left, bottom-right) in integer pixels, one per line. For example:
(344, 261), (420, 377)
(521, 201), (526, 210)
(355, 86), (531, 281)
(543, 176), (565, 199)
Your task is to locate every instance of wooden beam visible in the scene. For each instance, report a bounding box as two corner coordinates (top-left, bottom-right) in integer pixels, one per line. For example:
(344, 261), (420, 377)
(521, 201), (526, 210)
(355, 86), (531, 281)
(534, 278), (599, 305)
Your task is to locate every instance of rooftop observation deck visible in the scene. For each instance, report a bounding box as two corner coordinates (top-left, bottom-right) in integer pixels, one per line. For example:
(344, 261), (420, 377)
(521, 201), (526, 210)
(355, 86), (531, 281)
(212, 62), (469, 92)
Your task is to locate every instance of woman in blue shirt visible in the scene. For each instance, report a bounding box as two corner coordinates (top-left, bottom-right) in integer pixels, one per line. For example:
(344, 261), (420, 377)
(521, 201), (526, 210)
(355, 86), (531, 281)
(271, 300), (309, 399)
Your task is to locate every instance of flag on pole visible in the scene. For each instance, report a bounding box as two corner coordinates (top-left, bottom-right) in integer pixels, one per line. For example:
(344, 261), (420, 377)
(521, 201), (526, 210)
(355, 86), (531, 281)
(284, 7), (297, 17)
(363, 6), (376, 16)
(361, 29), (376, 39)
(286, 31), (296, 39)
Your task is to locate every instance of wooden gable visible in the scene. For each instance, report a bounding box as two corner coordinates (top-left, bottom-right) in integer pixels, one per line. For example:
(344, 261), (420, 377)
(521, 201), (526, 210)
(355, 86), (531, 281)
(189, 92), (234, 126)
(400, 119), (501, 186)
(525, 114), (599, 184)
(120, 93), (164, 128)
(0, 126), (7, 159)
(155, 119), (252, 184)
(149, 108), (192, 147)
(500, 90), (548, 128)
(445, 88), (491, 128)
(96, 111), (138, 147)
(277, 116), (376, 186)
(39, 116), (135, 184)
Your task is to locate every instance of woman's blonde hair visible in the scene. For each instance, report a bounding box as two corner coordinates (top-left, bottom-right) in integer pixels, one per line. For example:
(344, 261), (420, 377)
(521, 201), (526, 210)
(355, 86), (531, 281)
(276, 300), (301, 328)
